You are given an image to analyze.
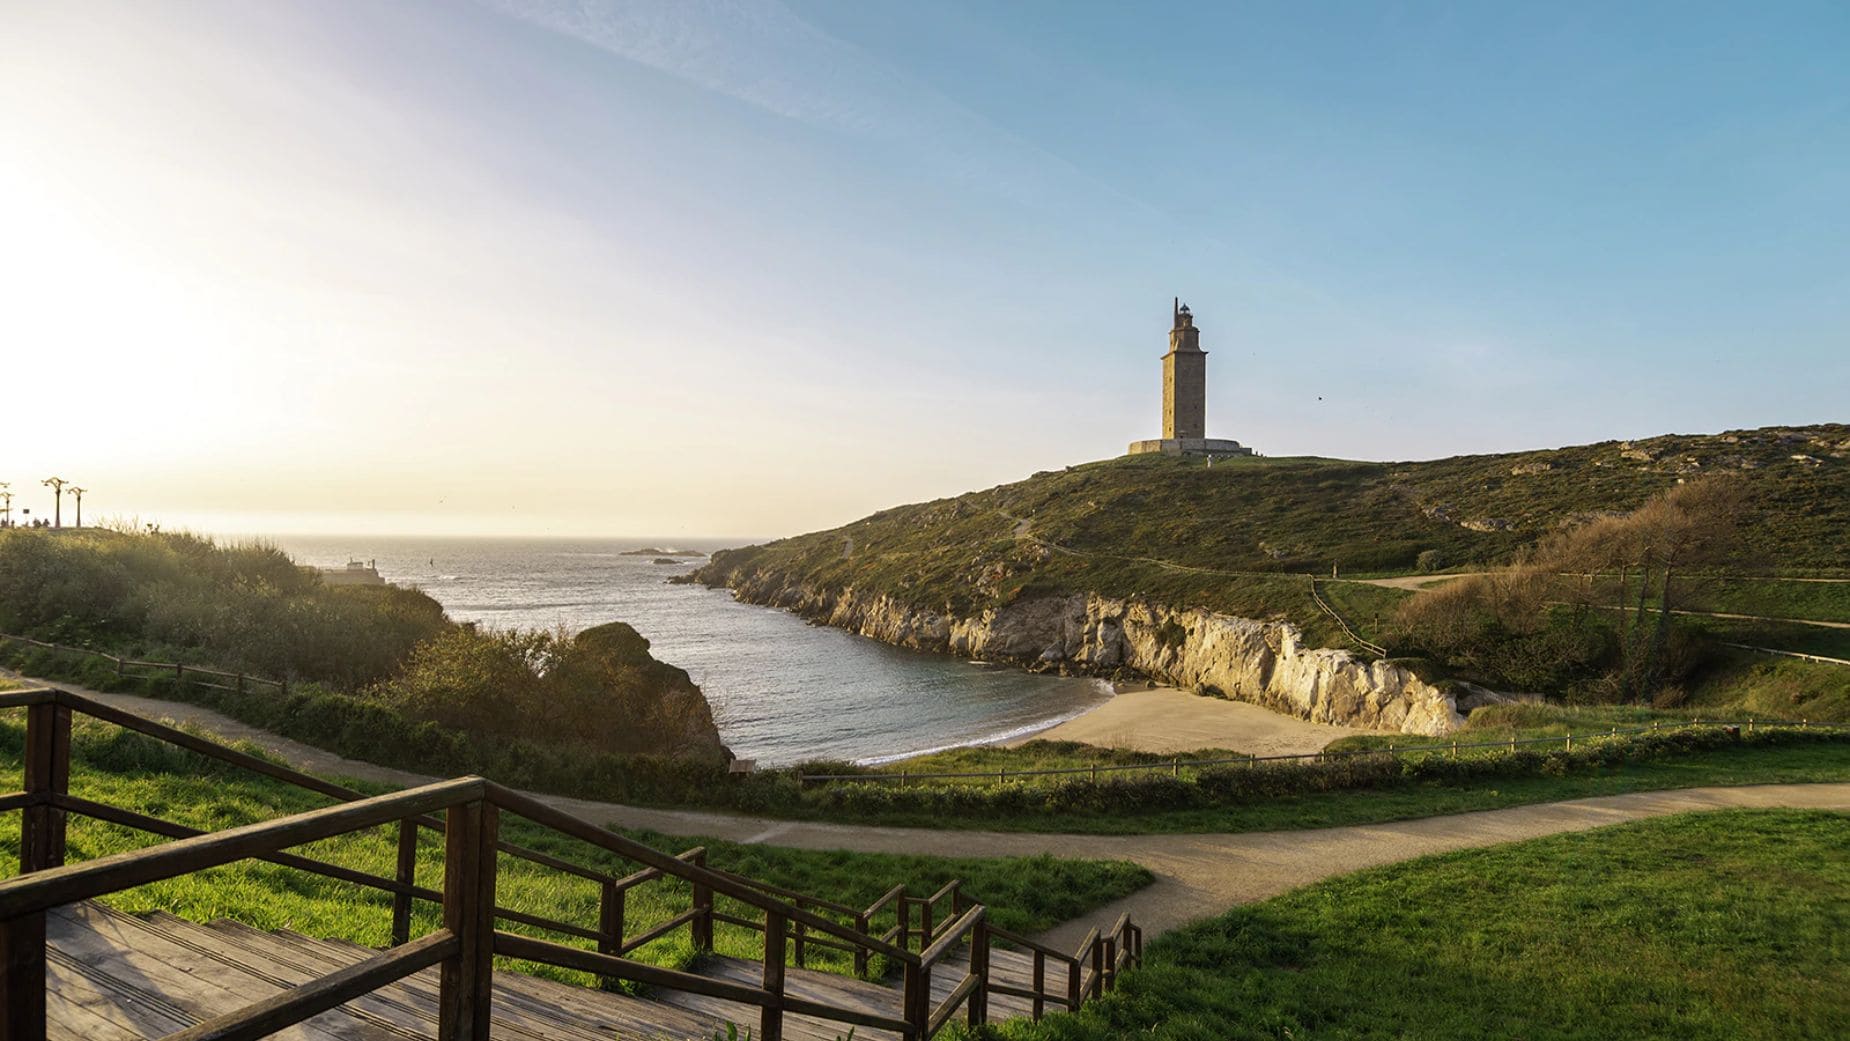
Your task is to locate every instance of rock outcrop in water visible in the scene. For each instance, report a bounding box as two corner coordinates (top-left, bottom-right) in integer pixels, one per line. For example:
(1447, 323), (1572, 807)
(693, 565), (1463, 736)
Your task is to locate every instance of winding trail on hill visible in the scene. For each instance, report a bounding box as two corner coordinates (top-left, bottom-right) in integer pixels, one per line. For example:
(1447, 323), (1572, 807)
(9, 668), (1850, 951)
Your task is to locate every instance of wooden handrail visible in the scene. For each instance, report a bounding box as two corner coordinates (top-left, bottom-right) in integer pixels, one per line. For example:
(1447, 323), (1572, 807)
(863, 882), (908, 919)
(0, 777), (487, 920)
(62, 691), (613, 884)
(919, 905), (984, 969)
(0, 688), (57, 709)
(705, 863), (864, 919)
(484, 782), (919, 965)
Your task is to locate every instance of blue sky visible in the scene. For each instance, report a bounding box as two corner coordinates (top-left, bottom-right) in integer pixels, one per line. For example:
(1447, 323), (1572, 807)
(3, 1), (1846, 536)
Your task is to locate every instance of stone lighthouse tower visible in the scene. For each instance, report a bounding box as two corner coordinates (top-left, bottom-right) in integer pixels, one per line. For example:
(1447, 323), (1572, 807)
(1162, 298), (1206, 439)
(1126, 299), (1254, 458)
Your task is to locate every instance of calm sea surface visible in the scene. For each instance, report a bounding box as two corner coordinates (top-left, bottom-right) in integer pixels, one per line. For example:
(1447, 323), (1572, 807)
(273, 536), (1110, 766)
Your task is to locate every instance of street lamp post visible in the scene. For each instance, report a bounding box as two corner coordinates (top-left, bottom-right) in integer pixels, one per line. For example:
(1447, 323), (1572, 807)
(0, 484), (11, 528)
(41, 477), (68, 528)
(67, 487), (87, 528)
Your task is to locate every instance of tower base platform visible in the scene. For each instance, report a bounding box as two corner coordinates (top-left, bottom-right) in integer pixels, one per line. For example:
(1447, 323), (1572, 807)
(1126, 438), (1254, 458)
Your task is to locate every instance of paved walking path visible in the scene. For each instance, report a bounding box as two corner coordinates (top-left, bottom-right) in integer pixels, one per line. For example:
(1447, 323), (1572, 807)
(10, 669), (1849, 951)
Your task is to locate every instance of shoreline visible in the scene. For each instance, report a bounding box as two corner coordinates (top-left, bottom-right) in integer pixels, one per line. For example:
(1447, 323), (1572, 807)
(1004, 681), (1369, 758)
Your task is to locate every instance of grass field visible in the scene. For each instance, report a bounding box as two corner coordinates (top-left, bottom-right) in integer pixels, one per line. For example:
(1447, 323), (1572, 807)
(0, 712), (1151, 985)
(997, 809), (1850, 1041)
(796, 736), (1850, 835)
(1645, 576), (1850, 624)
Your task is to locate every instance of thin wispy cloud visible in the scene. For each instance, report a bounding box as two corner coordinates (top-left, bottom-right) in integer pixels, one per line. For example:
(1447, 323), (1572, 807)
(479, 0), (1157, 215)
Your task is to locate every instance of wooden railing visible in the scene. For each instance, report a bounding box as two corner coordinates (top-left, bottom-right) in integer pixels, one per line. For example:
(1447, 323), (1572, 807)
(0, 686), (1137, 1041)
(1306, 577), (1388, 657)
(0, 633), (289, 694)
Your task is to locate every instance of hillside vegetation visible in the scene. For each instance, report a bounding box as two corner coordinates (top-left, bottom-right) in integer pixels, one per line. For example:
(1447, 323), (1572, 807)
(693, 426), (1849, 714)
(0, 527), (732, 762)
(697, 425), (1848, 633)
(0, 528), (446, 688)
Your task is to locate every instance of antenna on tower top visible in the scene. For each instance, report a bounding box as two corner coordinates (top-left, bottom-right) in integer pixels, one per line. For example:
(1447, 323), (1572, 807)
(1173, 296), (1179, 324)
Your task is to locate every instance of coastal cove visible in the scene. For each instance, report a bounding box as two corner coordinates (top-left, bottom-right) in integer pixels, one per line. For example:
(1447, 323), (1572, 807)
(276, 535), (1112, 766)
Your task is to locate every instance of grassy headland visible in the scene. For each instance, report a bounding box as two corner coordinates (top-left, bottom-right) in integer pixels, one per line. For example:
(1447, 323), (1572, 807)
(695, 424), (1849, 636)
(692, 425), (1850, 724)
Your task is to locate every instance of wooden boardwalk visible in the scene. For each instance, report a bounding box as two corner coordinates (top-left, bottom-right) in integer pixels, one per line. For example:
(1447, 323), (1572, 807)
(2, 685), (1138, 1041)
(48, 902), (1059, 1041)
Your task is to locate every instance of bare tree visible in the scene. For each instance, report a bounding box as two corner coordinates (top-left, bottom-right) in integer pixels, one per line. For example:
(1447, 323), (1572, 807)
(41, 476), (67, 528)
(1397, 475), (1748, 700)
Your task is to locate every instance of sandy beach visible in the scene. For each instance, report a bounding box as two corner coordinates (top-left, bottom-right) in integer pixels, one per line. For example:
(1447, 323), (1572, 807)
(1014, 684), (1369, 757)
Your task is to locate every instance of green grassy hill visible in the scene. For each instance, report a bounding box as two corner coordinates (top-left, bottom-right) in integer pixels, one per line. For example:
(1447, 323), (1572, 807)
(1010, 809), (1850, 1041)
(695, 424), (1849, 635)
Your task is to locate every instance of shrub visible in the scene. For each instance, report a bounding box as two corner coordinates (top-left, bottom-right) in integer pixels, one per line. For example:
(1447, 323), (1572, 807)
(372, 623), (729, 762)
(1415, 549), (1445, 573)
(0, 528), (445, 687)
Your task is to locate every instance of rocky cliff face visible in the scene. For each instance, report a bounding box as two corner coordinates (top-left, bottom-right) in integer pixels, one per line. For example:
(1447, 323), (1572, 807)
(705, 568), (1463, 736)
(568, 622), (733, 763)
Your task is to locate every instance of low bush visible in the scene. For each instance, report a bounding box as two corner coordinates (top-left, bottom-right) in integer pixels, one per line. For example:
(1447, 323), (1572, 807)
(0, 528), (445, 687)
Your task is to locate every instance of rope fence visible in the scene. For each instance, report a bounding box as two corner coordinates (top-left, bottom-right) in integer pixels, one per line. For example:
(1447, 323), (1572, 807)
(1307, 576), (1387, 657)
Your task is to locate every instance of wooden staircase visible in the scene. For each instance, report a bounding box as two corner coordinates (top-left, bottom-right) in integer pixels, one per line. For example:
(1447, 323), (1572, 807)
(47, 902), (1062, 1041)
(1, 686), (1141, 1041)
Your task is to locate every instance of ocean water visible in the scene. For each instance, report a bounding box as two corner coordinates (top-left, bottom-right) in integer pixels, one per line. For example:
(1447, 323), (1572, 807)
(274, 536), (1110, 766)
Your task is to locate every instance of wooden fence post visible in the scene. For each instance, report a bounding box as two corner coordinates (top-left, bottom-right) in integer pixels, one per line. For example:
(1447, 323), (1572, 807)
(967, 917), (990, 1028)
(1031, 949), (1046, 1021)
(1066, 955), (1082, 1010)
(689, 850), (714, 952)
(762, 912), (787, 1041)
(3, 700), (70, 1041)
(21, 702), (71, 873)
(438, 800), (497, 1041)
(792, 896), (808, 968)
(1089, 936), (1105, 999)
(390, 819), (419, 947)
(904, 960), (930, 1040)
(853, 912), (870, 977)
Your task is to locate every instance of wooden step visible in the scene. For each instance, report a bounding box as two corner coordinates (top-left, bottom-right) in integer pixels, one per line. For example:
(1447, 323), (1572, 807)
(46, 903), (399, 1041)
(46, 900), (1090, 1041)
(269, 926), (730, 1041)
(657, 955), (906, 1041)
(48, 903), (730, 1041)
